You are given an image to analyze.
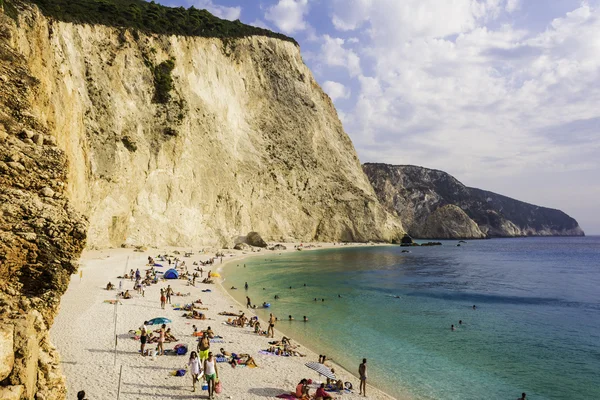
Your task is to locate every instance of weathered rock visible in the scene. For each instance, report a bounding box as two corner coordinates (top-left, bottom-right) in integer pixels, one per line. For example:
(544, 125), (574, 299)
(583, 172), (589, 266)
(233, 242), (251, 251)
(9, 8), (404, 248)
(0, 125), (8, 142)
(7, 161), (25, 171)
(246, 232), (267, 248)
(0, 385), (24, 400)
(40, 187), (54, 198)
(272, 244), (287, 251)
(32, 134), (44, 145)
(43, 136), (56, 146)
(364, 163), (584, 238)
(0, 324), (15, 381)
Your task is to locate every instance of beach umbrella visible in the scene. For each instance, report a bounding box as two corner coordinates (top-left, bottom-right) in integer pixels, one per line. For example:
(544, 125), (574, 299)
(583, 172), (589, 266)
(147, 317), (171, 326)
(304, 362), (336, 380)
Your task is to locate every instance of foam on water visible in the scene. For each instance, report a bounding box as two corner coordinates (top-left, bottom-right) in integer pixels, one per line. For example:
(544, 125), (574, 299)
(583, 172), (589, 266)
(222, 237), (600, 400)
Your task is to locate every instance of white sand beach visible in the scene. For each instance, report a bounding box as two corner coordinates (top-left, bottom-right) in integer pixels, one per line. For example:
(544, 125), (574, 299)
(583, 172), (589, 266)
(50, 245), (403, 400)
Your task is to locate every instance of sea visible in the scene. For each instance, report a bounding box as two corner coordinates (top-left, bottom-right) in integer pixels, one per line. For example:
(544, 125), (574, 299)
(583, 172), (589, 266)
(221, 237), (600, 400)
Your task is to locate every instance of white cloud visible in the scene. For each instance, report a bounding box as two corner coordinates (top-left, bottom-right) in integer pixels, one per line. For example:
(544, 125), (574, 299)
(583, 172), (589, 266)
(325, 1), (600, 208)
(323, 81), (351, 101)
(190, 0), (241, 20)
(265, 0), (310, 34)
(505, 0), (521, 13)
(320, 35), (362, 77)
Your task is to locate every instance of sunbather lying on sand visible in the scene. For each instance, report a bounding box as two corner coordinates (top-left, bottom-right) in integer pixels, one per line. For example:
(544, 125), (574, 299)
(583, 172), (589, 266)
(218, 312), (240, 317)
(184, 310), (206, 320)
(106, 282), (115, 290)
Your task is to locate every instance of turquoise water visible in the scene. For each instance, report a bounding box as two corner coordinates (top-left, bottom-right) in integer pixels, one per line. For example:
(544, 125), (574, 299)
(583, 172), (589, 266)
(221, 237), (600, 400)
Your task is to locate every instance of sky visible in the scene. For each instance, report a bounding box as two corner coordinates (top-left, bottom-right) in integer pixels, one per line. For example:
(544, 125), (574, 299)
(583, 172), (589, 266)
(156, 0), (600, 234)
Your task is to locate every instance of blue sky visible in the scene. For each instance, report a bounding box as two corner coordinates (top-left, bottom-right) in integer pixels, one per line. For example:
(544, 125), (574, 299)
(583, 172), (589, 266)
(156, 0), (600, 234)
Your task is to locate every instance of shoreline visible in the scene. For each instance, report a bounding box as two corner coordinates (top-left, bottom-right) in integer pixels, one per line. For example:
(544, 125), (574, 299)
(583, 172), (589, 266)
(214, 243), (406, 400)
(50, 242), (404, 400)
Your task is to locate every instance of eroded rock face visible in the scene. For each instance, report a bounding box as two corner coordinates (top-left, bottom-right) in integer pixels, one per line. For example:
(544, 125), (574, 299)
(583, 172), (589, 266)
(0, 10), (87, 399)
(363, 163), (584, 238)
(12, 6), (404, 248)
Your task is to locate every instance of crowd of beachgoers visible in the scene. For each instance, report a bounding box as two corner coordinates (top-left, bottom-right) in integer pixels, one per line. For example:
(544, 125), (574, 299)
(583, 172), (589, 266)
(54, 246), (396, 400)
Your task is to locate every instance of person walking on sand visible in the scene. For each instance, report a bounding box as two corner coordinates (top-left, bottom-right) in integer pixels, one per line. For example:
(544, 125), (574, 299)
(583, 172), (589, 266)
(246, 296), (252, 309)
(198, 331), (210, 361)
(187, 351), (202, 392)
(160, 289), (166, 309)
(204, 352), (219, 399)
(166, 285), (173, 304)
(157, 324), (166, 355)
(359, 358), (367, 397)
(268, 313), (276, 338)
(245, 281), (248, 290)
(140, 321), (148, 356)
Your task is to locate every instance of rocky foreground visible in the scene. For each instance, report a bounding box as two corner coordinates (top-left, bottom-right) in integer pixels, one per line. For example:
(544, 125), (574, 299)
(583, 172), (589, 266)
(0, 10), (87, 399)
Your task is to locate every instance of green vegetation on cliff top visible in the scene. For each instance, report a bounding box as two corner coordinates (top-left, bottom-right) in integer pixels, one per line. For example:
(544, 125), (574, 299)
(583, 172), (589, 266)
(10, 0), (297, 45)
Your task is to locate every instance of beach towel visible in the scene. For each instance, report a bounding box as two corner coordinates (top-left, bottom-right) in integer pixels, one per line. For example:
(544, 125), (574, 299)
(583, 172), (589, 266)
(216, 356), (228, 363)
(202, 289), (212, 292)
(210, 339), (225, 343)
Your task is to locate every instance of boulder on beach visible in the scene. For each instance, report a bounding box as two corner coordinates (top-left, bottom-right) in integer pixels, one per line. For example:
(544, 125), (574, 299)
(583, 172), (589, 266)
(234, 242), (252, 251)
(246, 232), (267, 248)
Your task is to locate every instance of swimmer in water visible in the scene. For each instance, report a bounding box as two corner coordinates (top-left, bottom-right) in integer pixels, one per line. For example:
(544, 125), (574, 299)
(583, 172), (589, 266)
(289, 315), (294, 321)
(473, 305), (477, 310)
(459, 320), (463, 325)
(451, 324), (456, 331)
(303, 316), (308, 322)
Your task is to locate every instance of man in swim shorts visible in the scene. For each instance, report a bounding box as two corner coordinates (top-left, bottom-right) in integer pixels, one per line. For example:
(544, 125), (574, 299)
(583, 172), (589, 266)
(140, 321), (148, 356)
(198, 331), (210, 361)
(268, 313), (276, 338)
(359, 358), (367, 396)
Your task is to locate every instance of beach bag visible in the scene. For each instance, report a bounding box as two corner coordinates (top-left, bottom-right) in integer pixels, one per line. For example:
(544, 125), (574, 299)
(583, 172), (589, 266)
(175, 369), (186, 376)
(202, 383), (209, 391)
(215, 380), (222, 394)
(176, 345), (188, 355)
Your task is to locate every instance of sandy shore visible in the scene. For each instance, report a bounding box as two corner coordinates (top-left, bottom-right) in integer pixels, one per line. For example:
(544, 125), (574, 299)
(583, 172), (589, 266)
(50, 243), (401, 400)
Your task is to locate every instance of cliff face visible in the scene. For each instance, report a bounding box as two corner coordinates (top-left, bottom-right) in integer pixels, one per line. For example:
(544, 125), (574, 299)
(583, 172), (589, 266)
(10, 7), (403, 248)
(363, 163), (584, 239)
(0, 9), (87, 399)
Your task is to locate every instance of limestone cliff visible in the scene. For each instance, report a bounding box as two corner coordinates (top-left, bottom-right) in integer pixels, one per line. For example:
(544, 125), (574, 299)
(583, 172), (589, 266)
(7, 4), (403, 248)
(363, 163), (584, 239)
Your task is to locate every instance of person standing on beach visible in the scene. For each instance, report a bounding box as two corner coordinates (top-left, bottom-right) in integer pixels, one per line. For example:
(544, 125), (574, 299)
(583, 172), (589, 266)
(166, 285), (173, 304)
(200, 267), (203, 277)
(268, 313), (276, 338)
(204, 351), (219, 399)
(359, 358), (367, 397)
(187, 351), (202, 392)
(198, 331), (210, 361)
(140, 321), (148, 356)
(245, 282), (248, 290)
(160, 289), (166, 309)
(157, 324), (166, 355)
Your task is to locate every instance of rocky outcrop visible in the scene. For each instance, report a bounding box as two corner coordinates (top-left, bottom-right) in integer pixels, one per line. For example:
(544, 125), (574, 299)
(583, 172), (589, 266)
(420, 205), (486, 239)
(363, 163), (584, 238)
(246, 232), (267, 248)
(0, 8), (87, 398)
(8, 3), (403, 249)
